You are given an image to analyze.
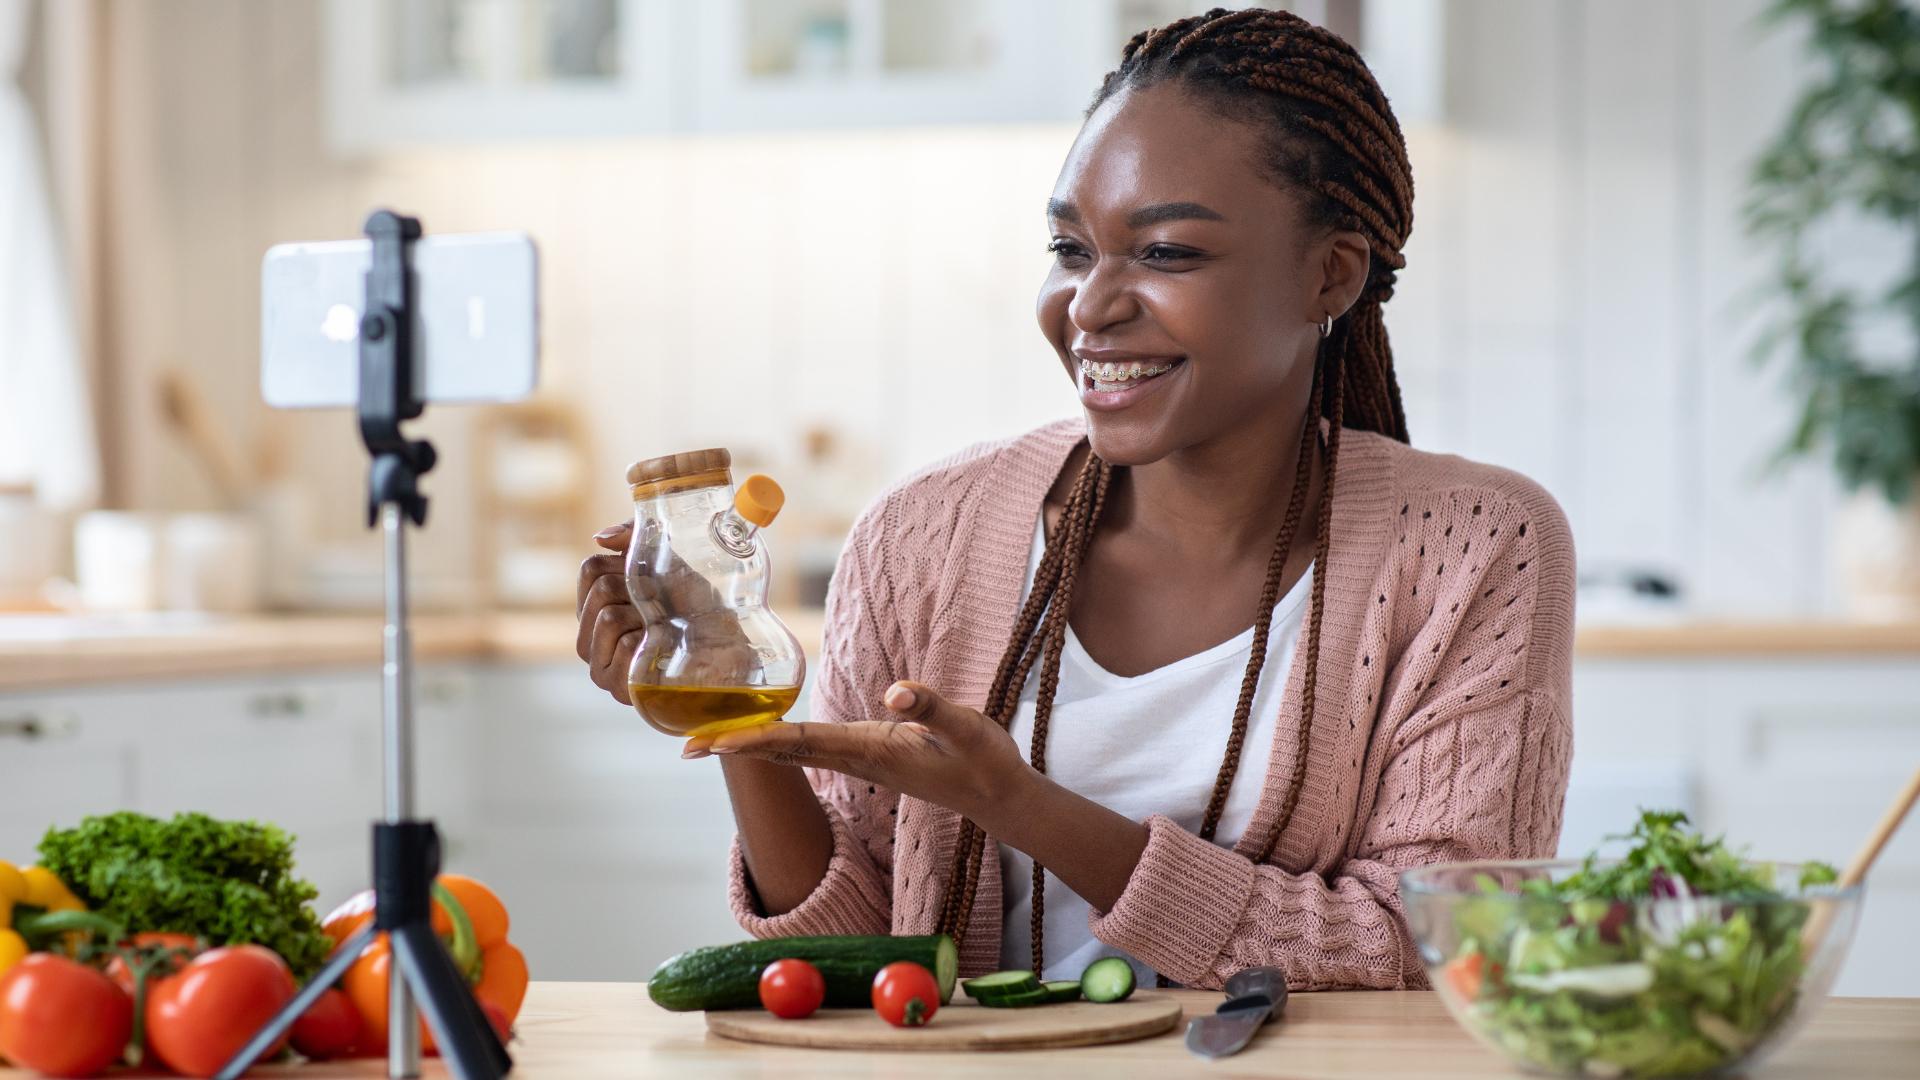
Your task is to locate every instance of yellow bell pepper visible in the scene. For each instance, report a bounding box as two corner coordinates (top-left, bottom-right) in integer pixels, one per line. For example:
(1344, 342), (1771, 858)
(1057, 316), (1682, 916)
(0, 861), (87, 977)
(0, 929), (23, 975)
(18, 866), (82, 912)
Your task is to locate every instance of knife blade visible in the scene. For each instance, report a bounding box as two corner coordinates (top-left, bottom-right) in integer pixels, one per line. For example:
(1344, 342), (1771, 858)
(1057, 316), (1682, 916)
(1184, 965), (1288, 1059)
(1184, 993), (1276, 1058)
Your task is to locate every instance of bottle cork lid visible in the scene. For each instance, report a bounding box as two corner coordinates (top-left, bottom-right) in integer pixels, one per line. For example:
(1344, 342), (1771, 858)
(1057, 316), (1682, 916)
(734, 474), (785, 528)
(627, 448), (731, 487)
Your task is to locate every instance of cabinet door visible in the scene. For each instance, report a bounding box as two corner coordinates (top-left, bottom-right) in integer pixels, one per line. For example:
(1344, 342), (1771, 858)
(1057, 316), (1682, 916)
(455, 662), (748, 978)
(325, 0), (681, 153)
(0, 699), (133, 860)
(123, 672), (385, 910)
(687, 0), (1078, 131)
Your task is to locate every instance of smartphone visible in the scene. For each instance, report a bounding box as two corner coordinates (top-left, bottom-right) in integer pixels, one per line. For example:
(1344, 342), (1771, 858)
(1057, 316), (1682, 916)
(261, 232), (539, 409)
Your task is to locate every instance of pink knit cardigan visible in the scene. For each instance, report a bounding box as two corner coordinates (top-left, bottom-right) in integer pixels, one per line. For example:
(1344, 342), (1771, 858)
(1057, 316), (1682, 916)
(727, 418), (1575, 990)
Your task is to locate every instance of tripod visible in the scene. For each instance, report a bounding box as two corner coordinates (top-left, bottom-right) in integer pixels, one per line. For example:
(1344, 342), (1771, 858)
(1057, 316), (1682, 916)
(218, 211), (512, 1080)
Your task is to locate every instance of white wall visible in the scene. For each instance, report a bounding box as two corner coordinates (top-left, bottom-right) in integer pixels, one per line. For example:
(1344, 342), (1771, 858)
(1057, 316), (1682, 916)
(95, 0), (1848, 616)
(1389, 0), (1841, 616)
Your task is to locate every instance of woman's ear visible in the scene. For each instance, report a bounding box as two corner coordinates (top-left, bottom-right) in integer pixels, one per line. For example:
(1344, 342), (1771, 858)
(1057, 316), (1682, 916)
(1315, 229), (1372, 323)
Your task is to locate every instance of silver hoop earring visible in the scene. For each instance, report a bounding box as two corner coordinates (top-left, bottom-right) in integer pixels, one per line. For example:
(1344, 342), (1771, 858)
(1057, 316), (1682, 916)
(1319, 313), (1333, 339)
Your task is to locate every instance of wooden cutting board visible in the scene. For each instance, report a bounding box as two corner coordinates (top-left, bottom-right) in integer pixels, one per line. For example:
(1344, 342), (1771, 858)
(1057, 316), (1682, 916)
(706, 992), (1184, 1051)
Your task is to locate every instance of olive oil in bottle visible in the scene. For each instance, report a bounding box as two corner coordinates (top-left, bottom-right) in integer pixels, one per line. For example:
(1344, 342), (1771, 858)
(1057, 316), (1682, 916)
(628, 684), (801, 738)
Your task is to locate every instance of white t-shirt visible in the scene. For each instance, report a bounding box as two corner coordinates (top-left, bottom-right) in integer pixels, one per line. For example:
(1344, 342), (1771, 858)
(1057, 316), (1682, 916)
(998, 522), (1313, 984)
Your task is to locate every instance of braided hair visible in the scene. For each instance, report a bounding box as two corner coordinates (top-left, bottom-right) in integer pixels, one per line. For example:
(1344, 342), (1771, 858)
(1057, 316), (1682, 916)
(934, 7), (1416, 978)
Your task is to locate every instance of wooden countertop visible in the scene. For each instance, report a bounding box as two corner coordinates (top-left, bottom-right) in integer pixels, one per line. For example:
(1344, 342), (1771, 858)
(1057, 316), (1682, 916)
(4, 983), (1898, 1079)
(3, 610), (1919, 692)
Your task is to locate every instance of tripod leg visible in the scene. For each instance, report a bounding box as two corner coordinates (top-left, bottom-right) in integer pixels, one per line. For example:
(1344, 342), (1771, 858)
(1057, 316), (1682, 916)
(213, 925), (379, 1080)
(390, 922), (512, 1079)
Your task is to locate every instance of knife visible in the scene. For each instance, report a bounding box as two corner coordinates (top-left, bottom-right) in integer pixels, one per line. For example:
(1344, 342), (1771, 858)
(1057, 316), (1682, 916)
(1184, 965), (1287, 1059)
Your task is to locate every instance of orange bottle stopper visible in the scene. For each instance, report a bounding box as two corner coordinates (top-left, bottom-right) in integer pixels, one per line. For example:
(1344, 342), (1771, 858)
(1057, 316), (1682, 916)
(734, 475), (785, 528)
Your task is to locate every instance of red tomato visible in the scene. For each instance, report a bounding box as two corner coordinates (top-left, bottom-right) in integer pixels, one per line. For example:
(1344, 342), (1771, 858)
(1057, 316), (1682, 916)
(1443, 952), (1489, 1001)
(291, 987), (363, 1060)
(0, 953), (134, 1077)
(758, 959), (825, 1019)
(871, 962), (939, 1028)
(146, 945), (298, 1078)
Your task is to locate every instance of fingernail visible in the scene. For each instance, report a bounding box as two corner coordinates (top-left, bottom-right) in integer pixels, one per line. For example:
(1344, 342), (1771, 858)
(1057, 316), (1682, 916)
(594, 522), (631, 540)
(710, 744), (738, 755)
(681, 747), (710, 760)
(884, 684), (916, 710)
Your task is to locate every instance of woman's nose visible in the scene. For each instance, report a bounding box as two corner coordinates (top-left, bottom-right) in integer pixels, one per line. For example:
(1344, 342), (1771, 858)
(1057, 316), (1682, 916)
(1067, 258), (1138, 333)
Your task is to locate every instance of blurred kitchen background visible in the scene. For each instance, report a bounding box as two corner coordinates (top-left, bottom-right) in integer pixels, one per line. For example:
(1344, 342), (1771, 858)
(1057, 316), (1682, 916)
(1, 0), (1916, 994)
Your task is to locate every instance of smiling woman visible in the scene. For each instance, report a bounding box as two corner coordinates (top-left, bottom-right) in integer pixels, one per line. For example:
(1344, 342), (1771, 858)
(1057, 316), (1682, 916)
(577, 6), (1574, 992)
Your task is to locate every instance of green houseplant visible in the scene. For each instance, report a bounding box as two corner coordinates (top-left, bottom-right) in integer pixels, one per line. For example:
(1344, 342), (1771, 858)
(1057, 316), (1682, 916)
(1746, 0), (1920, 617)
(1745, 0), (1920, 507)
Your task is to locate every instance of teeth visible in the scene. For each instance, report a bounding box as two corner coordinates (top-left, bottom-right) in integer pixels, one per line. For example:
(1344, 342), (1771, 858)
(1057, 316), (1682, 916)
(1081, 358), (1174, 385)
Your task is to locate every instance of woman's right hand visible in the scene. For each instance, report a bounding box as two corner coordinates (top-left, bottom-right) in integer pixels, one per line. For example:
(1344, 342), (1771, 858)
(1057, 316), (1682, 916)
(577, 521), (642, 704)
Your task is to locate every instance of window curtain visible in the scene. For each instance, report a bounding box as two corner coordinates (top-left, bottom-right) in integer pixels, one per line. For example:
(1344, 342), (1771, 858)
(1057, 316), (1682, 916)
(0, 0), (98, 509)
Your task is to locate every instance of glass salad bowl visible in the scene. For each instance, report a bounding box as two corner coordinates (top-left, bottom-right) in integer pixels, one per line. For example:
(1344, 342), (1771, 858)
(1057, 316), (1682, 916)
(1400, 859), (1861, 1079)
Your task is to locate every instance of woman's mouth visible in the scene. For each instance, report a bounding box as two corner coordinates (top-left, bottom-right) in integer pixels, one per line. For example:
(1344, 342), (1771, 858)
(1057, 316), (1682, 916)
(1076, 356), (1185, 412)
(1079, 357), (1183, 393)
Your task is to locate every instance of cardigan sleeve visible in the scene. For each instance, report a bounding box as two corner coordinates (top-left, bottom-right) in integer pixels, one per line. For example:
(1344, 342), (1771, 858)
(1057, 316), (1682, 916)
(727, 497), (905, 938)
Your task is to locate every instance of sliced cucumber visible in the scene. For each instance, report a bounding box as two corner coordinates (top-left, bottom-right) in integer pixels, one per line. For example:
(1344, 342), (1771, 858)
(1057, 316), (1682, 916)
(1041, 980), (1083, 1003)
(962, 970), (1041, 1002)
(1080, 957), (1136, 1003)
(975, 987), (1051, 1008)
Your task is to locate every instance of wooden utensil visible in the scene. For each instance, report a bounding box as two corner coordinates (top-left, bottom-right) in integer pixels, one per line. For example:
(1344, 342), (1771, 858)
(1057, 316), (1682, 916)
(706, 992), (1182, 1051)
(1802, 764), (1920, 960)
(157, 369), (250, 507)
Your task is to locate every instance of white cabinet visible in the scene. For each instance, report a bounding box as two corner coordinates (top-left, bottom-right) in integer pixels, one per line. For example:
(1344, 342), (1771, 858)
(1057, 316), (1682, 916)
(0, 667), (484, 920)
(324, 0), (681, 152)
(4, 649), (1911, 993)
(321, 1), (1435, 147)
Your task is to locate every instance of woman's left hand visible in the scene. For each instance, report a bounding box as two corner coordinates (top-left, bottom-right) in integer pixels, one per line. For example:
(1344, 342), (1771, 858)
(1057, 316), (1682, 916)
(683, 682), (1032, 825)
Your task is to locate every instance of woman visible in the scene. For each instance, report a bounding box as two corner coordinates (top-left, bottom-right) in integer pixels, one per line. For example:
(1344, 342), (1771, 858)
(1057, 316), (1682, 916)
(578, 7), (1573, 991)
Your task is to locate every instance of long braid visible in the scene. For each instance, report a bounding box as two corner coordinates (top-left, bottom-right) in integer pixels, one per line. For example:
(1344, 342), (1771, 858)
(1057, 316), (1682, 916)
(934, 8), (1416, 980)
(1199, 353), (1323, 842)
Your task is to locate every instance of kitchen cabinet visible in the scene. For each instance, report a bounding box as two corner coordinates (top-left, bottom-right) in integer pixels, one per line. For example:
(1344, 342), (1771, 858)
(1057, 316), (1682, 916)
(321, 1), (1438, 148)
(1, 649), (1913, 996)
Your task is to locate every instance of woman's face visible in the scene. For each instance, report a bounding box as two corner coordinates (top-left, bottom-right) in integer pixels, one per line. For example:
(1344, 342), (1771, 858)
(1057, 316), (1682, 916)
(1037, 83), (1361, 467)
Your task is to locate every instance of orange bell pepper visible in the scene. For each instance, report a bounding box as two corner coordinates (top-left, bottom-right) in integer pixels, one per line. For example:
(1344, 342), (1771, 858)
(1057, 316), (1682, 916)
(321, 874), (526, 1051)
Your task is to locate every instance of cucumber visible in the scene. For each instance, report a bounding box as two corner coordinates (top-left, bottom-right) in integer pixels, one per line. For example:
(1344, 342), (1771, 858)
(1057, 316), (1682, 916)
(1081, 957), (1136, 1003)
(975, 987), (1050, 1008)
(962, 970), (1040, 1002)
(1041, 980), (1083, 1003)
(647, 934), (958, 1012)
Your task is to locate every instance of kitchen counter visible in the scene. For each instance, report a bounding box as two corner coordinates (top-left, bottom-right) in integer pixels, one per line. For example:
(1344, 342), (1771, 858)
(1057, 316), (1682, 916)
(5, 611), (1920, 692)
(4, 983), (1899, 1079)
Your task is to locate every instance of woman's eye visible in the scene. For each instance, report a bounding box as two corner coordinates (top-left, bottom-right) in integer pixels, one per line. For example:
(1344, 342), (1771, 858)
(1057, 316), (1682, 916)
(1140, 243), (1198, 264)
(1046, 238), (1089, 263)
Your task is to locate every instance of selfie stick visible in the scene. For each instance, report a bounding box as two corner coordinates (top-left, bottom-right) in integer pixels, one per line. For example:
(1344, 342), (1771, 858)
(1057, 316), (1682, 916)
(218, 211), (512, 1080)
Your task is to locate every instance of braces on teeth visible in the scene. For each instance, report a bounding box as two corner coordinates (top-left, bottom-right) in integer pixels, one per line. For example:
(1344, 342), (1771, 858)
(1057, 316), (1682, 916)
(1081, 359), (1176, 383)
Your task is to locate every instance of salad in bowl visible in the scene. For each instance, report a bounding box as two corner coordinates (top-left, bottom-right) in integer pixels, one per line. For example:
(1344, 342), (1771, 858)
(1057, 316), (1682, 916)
(1400, 812), (1859, 1079)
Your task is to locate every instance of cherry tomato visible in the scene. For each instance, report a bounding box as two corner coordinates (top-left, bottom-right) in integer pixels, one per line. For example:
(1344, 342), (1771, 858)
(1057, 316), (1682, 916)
(146, 945), (298, 1078)
(0, 953), (134, 1077)
(758, 959), (825, 1019)
(291, 987), (363, 1060)
(871, 961), (940, 1028)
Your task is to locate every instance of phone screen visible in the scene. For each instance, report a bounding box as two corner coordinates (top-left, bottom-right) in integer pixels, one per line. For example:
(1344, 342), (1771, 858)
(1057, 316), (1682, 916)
(261, 232), (539, 409)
